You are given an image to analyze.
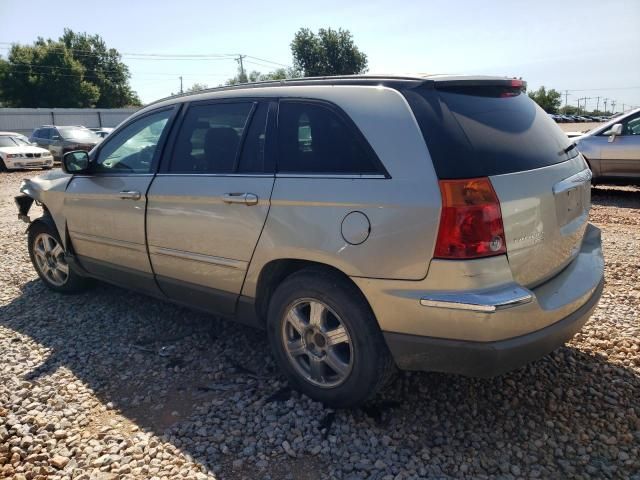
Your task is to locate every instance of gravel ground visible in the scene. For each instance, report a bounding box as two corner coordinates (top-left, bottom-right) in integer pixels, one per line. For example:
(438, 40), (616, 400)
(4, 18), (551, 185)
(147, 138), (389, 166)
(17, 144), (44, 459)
(1, 170), (639, 480)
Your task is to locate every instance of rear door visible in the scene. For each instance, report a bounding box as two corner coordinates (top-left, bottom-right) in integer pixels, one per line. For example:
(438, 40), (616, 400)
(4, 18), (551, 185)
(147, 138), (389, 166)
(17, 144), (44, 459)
(404, 81), (590, 287)
(146, 99), (276, 316)
(64, 107), (177, 294)
(599, 112), (640, 178)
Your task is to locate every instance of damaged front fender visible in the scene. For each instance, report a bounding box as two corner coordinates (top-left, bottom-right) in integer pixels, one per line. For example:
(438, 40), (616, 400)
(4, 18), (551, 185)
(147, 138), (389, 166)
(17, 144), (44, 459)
(16, 170), (73, 245)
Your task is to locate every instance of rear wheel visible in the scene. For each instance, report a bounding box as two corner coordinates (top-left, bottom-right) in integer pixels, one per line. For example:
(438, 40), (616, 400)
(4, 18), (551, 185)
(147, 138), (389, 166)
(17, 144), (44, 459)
(267, 268), (396, 408)
(28, 220), (89, 293)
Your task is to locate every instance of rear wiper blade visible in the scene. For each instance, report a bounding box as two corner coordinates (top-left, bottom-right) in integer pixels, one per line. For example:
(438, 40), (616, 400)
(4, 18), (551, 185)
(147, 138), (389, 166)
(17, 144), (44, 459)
(562, 143), (577, 154)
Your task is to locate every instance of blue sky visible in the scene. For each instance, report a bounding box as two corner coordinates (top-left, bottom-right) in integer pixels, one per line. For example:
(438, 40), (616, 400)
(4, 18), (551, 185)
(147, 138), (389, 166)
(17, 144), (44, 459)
(1, 0), (638, 109)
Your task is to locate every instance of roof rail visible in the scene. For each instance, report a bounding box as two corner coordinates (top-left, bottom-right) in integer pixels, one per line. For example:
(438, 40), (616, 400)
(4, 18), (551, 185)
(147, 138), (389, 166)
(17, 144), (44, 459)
(144, 74), (429, 107)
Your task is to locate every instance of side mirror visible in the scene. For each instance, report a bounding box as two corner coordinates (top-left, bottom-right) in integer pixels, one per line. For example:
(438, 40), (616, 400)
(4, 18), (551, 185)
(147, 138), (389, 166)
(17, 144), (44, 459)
(605, 123), (623, 142)
(62, 151), (90, 174)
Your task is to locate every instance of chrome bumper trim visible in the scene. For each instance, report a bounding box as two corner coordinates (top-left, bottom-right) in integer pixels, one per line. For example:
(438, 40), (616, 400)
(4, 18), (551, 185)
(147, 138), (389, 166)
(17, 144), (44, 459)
(420, 285), (534, 313)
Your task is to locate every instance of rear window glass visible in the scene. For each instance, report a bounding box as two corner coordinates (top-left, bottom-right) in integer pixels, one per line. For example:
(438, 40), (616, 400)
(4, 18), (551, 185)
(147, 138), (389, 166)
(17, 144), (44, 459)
(403, 86), (578, 179)
(277, 101), (380, 174)
(58, 127), (100, 142)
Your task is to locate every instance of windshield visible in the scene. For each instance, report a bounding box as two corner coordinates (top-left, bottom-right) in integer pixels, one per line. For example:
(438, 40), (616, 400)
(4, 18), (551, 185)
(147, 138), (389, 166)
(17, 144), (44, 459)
(0, 136), (19, 147)
(58, 127), (100, 142)
(13, 136), (30, 146)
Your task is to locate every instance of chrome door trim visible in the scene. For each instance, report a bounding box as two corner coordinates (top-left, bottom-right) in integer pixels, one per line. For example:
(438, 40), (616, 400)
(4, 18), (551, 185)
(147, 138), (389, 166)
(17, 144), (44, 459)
(148, 245), (246, 270)
(72, 173), (155, 179)
(275, 173), (388, 179)
(69, 231), (146, 252)
(154, 173), (274, 178)
(420, 285), (534, 313)
(552, 168), (592, 194)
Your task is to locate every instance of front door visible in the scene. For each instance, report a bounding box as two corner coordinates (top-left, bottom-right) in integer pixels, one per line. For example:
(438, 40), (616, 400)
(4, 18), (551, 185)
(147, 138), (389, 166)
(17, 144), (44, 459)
(600, 113), (640, 178)
(64, 107), (177, 294)
(146, 100), (275, 315)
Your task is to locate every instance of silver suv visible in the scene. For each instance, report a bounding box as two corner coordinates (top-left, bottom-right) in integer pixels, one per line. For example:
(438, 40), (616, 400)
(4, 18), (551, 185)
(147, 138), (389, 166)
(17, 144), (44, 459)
(15, 75), (604, 407)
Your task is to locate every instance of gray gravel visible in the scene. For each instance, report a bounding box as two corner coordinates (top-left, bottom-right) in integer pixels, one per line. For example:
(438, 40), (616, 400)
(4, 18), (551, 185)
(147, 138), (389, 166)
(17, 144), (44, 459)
(1, 170), (639, 479)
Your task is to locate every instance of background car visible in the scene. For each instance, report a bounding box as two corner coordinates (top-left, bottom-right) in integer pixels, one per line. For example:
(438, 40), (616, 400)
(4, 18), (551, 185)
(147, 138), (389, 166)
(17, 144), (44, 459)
(575, 107), (640, 185)
(0, 131), (33, 144)
(89, 127), (114, 138)
(0, 133), (54, 171)
(30, 125), (101, 161)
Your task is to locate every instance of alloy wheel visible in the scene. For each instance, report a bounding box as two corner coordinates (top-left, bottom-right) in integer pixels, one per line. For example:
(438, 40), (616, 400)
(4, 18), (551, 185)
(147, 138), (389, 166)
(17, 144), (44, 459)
(281, 298), (354, 388)
(33, 233), (69, 287)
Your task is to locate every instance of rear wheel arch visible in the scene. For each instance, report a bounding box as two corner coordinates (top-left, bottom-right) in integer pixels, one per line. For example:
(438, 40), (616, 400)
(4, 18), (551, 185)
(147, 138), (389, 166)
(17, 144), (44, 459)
(254, 259), (375, 326)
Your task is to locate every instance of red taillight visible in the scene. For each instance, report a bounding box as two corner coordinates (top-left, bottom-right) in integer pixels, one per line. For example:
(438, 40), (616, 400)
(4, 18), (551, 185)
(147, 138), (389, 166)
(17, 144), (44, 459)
(434, 177), (507, 259)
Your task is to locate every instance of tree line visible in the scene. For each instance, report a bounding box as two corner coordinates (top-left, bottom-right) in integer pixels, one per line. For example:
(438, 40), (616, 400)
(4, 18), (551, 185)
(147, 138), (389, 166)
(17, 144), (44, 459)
(0, 28), (368, 107)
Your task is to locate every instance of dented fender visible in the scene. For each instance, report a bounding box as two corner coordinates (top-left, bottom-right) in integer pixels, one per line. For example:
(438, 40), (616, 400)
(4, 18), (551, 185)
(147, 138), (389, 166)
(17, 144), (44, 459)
(16, 170), (73, 247)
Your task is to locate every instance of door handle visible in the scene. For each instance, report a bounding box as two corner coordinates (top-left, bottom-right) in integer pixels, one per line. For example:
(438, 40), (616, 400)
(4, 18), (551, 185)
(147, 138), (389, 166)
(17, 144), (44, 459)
(119, 190), (141, 200)
(222, 193), (258, 205)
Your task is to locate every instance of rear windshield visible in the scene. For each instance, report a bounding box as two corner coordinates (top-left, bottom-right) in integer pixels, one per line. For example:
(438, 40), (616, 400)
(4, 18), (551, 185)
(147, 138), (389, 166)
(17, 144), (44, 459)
(402, 85), (578, 179)
(58, 127), (100, 142)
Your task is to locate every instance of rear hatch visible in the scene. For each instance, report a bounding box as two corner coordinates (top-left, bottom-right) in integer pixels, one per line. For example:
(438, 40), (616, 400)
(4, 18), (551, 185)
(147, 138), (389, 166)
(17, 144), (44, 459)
(403, 78), (591, 287)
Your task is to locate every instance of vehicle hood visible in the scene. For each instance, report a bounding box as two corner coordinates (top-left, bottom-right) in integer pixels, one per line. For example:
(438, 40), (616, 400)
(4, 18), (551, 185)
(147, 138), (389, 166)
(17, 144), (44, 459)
(0, 145), (51, 155)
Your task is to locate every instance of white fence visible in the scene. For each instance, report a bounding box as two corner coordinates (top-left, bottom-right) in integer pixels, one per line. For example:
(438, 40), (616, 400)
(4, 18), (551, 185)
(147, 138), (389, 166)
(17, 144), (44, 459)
(0, 108), (139, 135)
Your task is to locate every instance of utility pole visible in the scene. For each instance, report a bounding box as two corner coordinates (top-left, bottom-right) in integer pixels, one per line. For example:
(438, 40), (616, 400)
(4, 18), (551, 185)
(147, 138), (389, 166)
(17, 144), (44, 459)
(603, 98), (608, 113)
(179, 76), (183, 94)
(564, 90), (569, 113)
(236, 55), (247, 82)
(596, 96), (600, 114)
(611, 100), (616, 113)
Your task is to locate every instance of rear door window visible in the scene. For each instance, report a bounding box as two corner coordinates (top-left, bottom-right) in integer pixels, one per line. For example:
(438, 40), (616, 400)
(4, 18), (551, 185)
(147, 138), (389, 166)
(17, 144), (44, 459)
(403, 85), (578, 179)
(170, 102), (254, 173)
(277, 101), (381, 174)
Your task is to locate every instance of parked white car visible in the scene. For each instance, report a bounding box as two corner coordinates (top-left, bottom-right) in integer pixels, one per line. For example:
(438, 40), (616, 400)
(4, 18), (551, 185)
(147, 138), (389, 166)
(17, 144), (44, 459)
(0, 133), (54, 171)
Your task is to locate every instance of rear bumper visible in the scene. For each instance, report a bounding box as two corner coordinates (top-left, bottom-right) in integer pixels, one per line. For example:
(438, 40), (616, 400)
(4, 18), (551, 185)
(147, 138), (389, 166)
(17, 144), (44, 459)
(353, 223), (604, 376)
(384, 278), (603, 377)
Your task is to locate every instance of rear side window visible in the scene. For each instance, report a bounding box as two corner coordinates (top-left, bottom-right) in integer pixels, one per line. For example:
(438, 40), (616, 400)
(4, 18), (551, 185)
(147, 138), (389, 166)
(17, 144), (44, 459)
(170, 102), (253, 173)
(403, 85), (577, 179)
(277, 101), (380, 174)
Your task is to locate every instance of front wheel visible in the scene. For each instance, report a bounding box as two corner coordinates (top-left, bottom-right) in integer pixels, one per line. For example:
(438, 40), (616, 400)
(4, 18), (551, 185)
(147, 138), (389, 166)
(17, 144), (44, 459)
(28, 220), (89, 293)
(267, 268), (396, 408)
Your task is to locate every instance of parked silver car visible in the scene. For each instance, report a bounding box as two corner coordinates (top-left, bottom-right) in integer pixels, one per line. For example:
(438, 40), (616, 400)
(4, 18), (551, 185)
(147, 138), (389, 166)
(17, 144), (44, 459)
(15, 75), (604, 407)
(575, 108), (640, 185)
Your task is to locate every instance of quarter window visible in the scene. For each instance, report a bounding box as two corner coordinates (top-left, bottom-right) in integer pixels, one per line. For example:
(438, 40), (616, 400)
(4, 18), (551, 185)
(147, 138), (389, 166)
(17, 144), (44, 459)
(170, 102), (254, 173)
(94, 109), (172, 174)
(277, 101), (379, 174)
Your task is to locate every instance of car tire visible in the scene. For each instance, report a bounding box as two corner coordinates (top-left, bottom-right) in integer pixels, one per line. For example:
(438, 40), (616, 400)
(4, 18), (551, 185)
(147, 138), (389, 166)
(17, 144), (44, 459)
(0, 158), (7, 172)
(28, 219), (90, 294)
(267, 267), (396, 408)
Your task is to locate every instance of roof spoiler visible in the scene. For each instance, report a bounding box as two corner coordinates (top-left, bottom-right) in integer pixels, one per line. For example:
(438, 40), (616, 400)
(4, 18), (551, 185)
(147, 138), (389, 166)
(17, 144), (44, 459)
(425, 77), (526, 90)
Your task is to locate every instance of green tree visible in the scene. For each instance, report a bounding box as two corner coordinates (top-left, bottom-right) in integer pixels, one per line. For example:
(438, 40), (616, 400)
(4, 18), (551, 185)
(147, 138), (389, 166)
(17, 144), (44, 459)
(0, 39), (99, 107)
(61, 29), (140, 107)
(0, 30), (140, 108)
(225, 67), (300, 86)
(528, 86), (562, 113)
(291, 28), (368, 76)
(186, 83), (209, 93)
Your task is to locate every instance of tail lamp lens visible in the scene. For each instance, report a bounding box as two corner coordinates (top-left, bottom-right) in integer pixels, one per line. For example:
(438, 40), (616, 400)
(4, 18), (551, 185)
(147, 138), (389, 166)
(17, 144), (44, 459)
(434, 177), (507, 259)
